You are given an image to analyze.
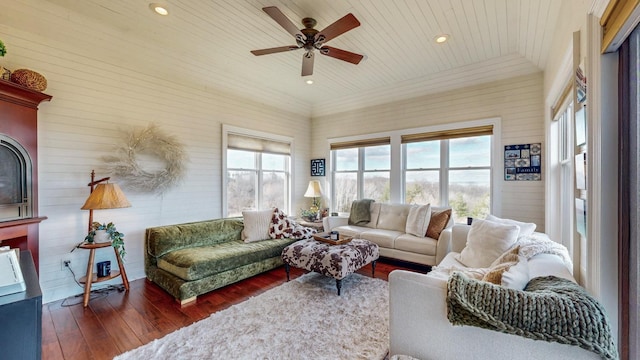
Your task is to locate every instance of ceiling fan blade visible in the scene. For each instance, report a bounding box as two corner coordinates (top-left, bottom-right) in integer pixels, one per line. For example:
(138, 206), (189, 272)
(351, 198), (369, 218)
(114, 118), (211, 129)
(316, 13), (360, 44)
(301, 52), (314, 76)
(320, 46), (363, 64)
(251, 46), (300, 56)
(262, 6), (304, 39)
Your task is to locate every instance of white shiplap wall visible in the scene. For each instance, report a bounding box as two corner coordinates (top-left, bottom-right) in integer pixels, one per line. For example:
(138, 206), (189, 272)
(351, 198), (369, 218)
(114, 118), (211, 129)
(312, 73), (545, 229)
(2, 0), (545, 304)
(0, 3), (311, 303)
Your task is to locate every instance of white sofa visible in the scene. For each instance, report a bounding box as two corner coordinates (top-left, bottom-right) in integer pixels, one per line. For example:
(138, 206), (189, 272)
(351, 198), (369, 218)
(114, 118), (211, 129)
(388, 224), (602, 360)
(323, 203), (453, 266)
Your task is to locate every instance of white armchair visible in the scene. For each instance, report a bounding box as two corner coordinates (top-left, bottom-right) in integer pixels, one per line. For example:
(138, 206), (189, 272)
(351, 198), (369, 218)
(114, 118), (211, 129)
(388, 224), (602, 360)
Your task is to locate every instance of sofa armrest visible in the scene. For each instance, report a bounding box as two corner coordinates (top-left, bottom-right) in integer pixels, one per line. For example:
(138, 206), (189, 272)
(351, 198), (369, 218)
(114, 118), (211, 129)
(322, 216), (348, 232)
(435, 228), (452, 265)
(389, 270), (448, 359)
(451, 224), (471, 253)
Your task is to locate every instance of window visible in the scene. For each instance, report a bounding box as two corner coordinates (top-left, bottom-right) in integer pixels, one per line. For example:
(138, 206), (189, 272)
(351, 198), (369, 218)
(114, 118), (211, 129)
(330, 123), (495, 221)
(403, 133), (492, 223)
(331, 138), (391, 212)
(447, 135), (491, 222)
(224, 127), (292, 217)
(556, 102), (574, 257)
(404, 140), (440, 205)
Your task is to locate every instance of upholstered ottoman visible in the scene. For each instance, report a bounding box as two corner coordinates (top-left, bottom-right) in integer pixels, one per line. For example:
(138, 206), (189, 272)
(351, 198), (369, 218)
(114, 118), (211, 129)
(281, 238), (379, 295)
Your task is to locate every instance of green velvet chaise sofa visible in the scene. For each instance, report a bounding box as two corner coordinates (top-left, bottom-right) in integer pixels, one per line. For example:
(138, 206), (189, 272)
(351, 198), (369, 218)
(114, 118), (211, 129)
(145, 217), (296, 304)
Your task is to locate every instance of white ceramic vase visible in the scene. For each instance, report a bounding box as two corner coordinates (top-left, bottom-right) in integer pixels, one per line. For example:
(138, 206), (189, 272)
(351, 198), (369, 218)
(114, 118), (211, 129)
(94, 229), (111, 243)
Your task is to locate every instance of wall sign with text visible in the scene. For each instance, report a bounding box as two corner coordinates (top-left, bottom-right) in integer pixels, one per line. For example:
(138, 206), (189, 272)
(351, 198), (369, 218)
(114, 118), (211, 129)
(504, 143), (541, 181)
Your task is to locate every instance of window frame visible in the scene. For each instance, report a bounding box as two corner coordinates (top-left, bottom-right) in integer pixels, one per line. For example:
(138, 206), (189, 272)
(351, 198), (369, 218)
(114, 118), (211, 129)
(331, 145), (392, 211)
(222, 125), (293, 217)
(328, 118), (501, 216)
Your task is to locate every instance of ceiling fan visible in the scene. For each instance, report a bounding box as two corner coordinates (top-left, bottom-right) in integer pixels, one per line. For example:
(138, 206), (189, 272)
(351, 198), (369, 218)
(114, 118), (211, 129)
(251, 6), (364, 76)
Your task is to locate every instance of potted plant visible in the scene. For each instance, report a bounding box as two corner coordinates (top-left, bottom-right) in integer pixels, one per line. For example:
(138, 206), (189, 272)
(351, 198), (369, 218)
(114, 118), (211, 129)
(300, 209), (319, 222)
(85, 221), (126, 259)
(0, 39), (10, 81)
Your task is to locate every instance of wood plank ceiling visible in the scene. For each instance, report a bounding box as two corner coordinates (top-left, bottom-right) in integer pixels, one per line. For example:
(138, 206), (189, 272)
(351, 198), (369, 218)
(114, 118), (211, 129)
(42, 0), (561, 117)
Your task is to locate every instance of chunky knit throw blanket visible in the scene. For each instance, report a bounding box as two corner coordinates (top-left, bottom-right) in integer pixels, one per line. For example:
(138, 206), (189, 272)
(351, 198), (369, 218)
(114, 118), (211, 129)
(447, 272), (618, 359)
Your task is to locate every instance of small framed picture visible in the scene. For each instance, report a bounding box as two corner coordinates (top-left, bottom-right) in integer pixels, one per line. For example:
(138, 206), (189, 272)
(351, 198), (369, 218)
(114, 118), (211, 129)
(310, 158), (325, 176)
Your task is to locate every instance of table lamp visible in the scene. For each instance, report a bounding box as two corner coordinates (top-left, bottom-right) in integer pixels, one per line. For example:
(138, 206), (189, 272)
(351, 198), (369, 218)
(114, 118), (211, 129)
(304, 180), (323, 217)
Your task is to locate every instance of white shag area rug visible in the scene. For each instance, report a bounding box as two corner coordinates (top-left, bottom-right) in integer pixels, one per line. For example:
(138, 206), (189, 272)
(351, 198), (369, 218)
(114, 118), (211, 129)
(114, 272), (389, 360)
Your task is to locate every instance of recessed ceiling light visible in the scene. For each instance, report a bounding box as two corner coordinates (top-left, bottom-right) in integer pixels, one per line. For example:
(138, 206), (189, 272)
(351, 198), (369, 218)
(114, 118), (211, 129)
(305, 79), (314, 85)
(434, 34), (449, 44)
(149, 3), (169, 16)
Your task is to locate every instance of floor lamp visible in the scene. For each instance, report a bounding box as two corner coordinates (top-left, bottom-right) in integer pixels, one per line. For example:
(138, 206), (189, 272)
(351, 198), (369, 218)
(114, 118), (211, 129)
(81, 170), (131, 233)
(78, 170), (131, 307)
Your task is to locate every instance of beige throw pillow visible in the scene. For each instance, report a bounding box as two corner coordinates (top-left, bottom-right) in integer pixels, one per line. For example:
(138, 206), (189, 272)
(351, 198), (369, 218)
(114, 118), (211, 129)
(482, 246), (520, 284)
(242, 209), (274, 243)
(405, 204), (431, 237)
(456, 218), (520, 268)
(485, 214), (536, 238)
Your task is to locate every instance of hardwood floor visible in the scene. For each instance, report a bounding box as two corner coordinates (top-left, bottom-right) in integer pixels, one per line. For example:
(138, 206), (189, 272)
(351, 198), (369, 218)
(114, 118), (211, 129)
(42, 260), (427, 360)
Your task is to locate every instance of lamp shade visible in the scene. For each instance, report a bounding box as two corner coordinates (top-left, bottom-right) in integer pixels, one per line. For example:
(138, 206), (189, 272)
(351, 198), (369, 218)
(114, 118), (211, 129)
(304, 180), (323, 198)
(81, 183), (131, 210)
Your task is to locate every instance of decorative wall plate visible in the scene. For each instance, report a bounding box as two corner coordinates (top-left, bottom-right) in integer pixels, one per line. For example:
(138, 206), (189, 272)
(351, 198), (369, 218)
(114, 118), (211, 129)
(311, 158), (325, 176)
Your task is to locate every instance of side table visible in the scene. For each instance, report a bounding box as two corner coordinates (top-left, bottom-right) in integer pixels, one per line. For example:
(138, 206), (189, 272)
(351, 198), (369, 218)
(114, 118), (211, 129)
(78, 242), (129, 307)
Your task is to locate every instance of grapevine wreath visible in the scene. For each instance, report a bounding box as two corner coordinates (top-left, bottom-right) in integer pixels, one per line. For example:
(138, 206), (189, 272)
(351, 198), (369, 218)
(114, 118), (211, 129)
(102, 124), (187, 193)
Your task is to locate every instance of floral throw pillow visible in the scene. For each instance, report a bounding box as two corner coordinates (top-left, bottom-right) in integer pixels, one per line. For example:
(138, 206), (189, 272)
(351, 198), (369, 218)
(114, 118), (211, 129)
(269, 209), (318, 240)
(288, 219), (318, 239)
(269, 208), (292, 239)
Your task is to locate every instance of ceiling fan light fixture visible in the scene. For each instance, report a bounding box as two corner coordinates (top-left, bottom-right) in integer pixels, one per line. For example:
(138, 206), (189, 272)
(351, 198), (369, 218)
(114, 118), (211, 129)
(149, 3), (169, 16)
(435, 34), (449, 44)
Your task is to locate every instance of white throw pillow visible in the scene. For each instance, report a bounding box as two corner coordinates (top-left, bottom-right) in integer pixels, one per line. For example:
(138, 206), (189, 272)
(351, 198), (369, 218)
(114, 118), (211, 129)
(242, 209), (274, 243)
(456, 218), (520, 268)
(501, 255), (530, 290)
(405, 204), (431, 237)
(485, 214), (536, 238)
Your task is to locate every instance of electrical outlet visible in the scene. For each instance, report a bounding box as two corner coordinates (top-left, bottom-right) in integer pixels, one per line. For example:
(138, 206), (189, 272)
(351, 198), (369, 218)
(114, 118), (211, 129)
(62, 259), (71, 270)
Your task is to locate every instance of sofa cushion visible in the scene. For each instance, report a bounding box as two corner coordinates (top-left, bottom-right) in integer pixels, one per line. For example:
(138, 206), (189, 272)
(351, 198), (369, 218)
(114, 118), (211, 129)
(360, 228), (404, 248)
(405, 204), (432, 237)
(157, 238), (295, 281)
(364, 202), (382, 229)
(332, 225), (369, 238)
(242, 209), (273, 242)
(426, 208), (451, 239)
(395, 233), (437, 256)
(146, 218), (244, 258)
(376, 203), (412, 232)
(485, 214), (536, 238)
(348, 199), (375, 225)
(456, 218), (519, 268)
(528, 253), (575, 281)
